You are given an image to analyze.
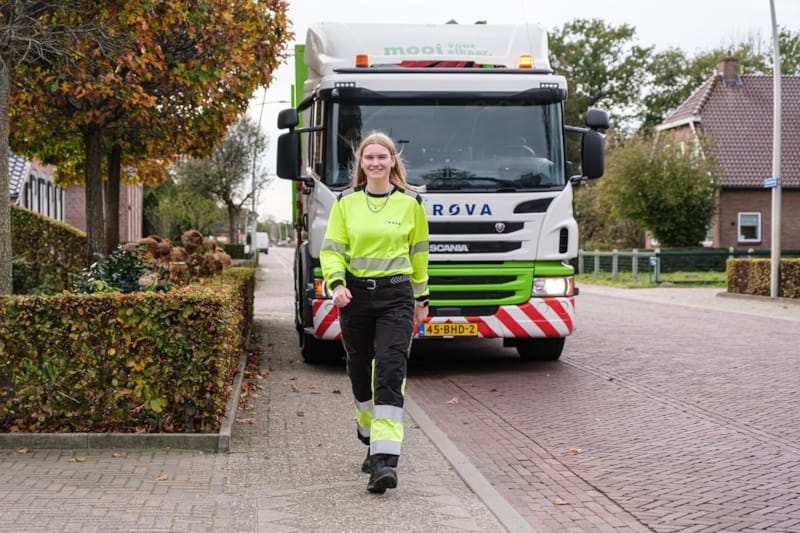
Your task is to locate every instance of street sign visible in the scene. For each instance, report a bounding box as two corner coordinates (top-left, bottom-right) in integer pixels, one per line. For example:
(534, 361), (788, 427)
(764, 177), (779, 188)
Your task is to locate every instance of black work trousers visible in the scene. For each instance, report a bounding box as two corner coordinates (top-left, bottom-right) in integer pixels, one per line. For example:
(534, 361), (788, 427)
(338, 280), (415, 467)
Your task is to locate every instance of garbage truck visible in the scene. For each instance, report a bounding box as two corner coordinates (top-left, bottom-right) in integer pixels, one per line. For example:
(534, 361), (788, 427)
(275, 21), (608, 363)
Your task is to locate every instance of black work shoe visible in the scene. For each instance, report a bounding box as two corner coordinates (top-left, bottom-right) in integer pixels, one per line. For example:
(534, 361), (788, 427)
(361, 449), (372, 474)
(367, 465), (398, 494)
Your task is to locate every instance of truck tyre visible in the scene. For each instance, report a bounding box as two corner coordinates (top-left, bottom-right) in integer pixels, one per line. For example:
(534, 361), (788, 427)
(300, 332), (344, 364)
(516, 337), (565, 361)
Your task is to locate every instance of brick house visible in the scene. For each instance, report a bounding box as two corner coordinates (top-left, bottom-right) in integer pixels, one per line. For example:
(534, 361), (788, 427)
(656, 57), (800, 250)
(8, 152), (65, 221)
(62, 184), (143, 243)
(9, 152), (143, 242)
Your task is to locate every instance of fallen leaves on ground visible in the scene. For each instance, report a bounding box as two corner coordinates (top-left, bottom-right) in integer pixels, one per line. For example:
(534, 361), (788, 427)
(332, 389), (341, 394)
(569, 447), (582, 454)
(291, 383), (300, 392)
(235, 418), (255, 424)
(17, 448), (30, 454)
(155, 474), (169, 481)
(446, 397), (459, 405)
(111, 452), (122, 458)
(553, 498), (569, 505)
(68, 456), (87, 463)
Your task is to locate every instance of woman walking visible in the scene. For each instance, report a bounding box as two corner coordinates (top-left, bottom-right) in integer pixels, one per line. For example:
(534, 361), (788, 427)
(320, 131), (430, 494)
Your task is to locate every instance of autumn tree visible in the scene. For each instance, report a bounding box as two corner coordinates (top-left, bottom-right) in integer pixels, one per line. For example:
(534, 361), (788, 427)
(171, 115), (269, 244)
(597, 134), (719, 248)
(0, 1), (107, 293)
(11, 0), (290, 260)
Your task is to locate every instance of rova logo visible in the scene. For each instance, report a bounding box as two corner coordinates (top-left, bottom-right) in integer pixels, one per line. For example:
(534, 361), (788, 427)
(431, 203), (492, 216)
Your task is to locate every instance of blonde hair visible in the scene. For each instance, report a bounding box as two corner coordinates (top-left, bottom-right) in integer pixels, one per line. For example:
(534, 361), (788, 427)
(352, 131), (409, 189)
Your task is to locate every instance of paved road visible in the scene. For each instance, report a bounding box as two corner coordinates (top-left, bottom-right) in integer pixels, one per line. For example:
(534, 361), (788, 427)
(408, 283), (800, 531)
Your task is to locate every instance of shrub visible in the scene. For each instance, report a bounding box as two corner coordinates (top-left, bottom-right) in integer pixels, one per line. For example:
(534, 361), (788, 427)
(11, 205), (88, 294)
(74, 245), (172, 294)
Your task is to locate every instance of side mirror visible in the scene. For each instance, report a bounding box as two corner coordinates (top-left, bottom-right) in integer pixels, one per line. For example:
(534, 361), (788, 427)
(581, 130), (605, 179)
(276, 132), (300, 180)
(585, 108), (610, 130)
(277, 108), (299, 130)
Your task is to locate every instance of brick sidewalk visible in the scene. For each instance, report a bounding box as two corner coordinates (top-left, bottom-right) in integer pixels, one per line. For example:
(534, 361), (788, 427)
(0, 249), (509, 532)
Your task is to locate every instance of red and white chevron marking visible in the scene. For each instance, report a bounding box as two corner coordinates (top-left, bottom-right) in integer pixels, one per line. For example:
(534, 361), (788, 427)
(310, 297), (575, 340)
(311, 299), (342, 340)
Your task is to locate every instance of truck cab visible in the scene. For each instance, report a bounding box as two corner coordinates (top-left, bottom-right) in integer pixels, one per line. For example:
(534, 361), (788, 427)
(277, 22), (608, 363)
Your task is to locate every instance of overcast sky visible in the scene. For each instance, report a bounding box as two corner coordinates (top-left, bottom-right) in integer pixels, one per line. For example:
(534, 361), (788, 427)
(250, 0), (800, 222)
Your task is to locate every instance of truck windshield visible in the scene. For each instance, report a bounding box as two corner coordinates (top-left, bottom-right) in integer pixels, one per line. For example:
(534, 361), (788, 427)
(326, 101), (564, 191)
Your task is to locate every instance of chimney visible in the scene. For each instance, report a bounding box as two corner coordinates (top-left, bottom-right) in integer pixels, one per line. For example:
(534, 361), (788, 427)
(718, 56), (741, 86)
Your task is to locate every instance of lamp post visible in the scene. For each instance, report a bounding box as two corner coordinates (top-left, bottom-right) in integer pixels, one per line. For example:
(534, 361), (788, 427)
(769, 0), (782, 298)
(249, 90), (290, 261)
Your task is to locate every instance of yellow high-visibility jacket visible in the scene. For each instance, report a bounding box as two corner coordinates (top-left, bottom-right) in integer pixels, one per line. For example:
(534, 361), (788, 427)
(321, 186), (429, 300)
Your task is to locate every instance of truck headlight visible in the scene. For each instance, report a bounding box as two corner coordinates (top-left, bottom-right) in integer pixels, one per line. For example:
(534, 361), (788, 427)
(532, 276), (574, 297)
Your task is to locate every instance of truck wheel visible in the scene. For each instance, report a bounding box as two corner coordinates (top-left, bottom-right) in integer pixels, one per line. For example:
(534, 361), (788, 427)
(300, 332), (344, 365)
(515, 337), (565, 361)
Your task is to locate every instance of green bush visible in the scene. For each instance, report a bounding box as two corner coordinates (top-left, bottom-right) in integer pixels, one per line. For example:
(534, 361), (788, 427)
(11, 205), (88, 294)
(74, 245), (171, 294)
(222, 243), (246, 259)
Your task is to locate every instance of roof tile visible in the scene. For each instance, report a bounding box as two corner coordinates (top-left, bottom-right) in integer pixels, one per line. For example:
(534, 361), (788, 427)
(8, 152), (30, 201)
(662, 75), (800, 188)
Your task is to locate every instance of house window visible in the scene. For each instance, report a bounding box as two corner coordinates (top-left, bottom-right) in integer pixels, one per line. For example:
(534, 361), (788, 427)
(738, 212), (761, 243)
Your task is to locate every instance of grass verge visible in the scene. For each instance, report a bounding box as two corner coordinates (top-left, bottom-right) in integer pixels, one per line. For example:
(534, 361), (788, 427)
(577, 271), (727, 288)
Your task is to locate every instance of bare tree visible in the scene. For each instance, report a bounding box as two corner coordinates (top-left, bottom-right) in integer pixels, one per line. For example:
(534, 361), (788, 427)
(172, 116), (270, 244)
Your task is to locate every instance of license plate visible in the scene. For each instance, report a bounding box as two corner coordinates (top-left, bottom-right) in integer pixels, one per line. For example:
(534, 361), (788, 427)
(422, 322), (479, 337)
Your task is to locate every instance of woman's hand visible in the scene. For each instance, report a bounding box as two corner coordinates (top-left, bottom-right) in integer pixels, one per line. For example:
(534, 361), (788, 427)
(332, 285), (352, 308)
(413, 303), (428, 329)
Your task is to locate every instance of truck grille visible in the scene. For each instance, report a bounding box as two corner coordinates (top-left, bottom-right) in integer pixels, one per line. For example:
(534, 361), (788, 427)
(427, 262), (533, 306)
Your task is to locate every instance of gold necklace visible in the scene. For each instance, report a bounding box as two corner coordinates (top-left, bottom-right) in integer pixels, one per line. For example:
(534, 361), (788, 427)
(365, 190), (391, 213)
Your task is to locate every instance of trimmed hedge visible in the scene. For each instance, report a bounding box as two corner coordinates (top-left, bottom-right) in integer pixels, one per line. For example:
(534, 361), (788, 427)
(727, 258), (800, 299)
(11, 205), (88, 293)
(0, 267), (255, 433)
(222, 243), (246, 260)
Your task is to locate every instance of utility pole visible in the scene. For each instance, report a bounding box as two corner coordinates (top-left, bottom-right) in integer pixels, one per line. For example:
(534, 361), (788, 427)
(769, 0), (782, 298)
(250, 89), (266, 261)
(249, 90), (291, 261)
